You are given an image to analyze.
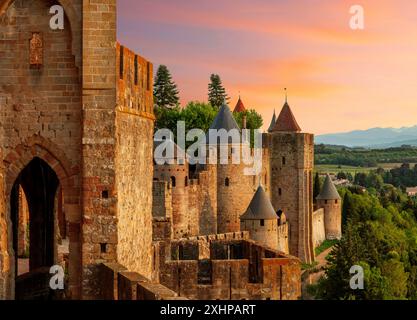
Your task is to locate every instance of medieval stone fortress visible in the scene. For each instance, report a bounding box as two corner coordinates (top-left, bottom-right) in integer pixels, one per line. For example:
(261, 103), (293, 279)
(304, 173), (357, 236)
(0, 0), (341, 300)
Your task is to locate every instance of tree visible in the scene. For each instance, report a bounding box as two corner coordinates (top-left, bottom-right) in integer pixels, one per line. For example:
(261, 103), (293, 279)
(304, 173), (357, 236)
(337, 172), (347, 180)
(208, 74), (229, 108)
(154, 101), (218, 147)
(354, 172), (367, 186)
(313, 172), (321, 202)
(154, 65), (179, 108)
(342, 191), (356, 229)
(310, 185), (417, 300)
(365, 172), (384, 190)
(233, 109), (263, 147)
(181, 101), (218, 136)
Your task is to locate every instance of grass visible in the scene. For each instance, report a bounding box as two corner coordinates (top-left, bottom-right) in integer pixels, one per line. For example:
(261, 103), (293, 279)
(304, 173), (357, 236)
(314, 163), (413, 175)
(315, 164), (375, 175)
(315, 239), (339, 256)
(301, 261), (319, 271)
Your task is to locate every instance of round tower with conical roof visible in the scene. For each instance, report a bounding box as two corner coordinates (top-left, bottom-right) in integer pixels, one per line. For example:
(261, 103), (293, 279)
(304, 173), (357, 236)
(208, 103), (255, 233)
(154, 138), (190, 238)
(316, 174), (342, 240)
(240, 185), (279, 249)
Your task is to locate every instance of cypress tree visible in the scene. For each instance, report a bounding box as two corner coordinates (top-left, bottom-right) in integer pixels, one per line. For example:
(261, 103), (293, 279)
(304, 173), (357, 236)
(313, 172), (321, 202)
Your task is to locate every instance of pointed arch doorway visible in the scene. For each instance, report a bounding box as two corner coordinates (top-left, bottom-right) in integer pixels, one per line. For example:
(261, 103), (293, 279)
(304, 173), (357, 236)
(10, 157), (64, 299)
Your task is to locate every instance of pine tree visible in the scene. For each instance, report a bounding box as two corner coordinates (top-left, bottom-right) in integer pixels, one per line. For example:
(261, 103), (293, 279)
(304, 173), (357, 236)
(154, 65), (179, 109)
(208, 74), (229, 108)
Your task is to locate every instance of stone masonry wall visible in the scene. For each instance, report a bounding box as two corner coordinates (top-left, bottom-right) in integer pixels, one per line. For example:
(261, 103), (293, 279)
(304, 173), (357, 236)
(0, 0), (83, 299)
(154, 163), (189, 238)
(317, 199), (342, 240)
(268, 132), (315, 263)
(81, 0), (118, 299)
(115, 112), (154, 281)
(241, 219), (279, 250)
(312, 208), (325, 248)
(215, 145), (257, 234)
(277, 222), (289, 254)
(115, 43), (155, 281)
(154, 164), (218, 238)
(191, 166), (218, 236)
(157, 239), (301, 300)
(152, 181), (173, 241)
(152, 181), (172, 219)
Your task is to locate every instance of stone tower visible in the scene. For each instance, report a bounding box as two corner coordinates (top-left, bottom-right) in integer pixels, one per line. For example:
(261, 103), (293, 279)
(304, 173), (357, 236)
(268, 101), (315, 263)
(316, 174), (342, 240)
(209, 103), (254, 233)
(154, 139), (190, 238)
(240, 185), (279, 250)
(0, 0), (155, 299)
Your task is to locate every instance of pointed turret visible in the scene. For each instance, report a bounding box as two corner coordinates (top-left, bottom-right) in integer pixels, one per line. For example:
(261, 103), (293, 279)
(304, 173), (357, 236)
(272, 102), (301, 132)
(316, 174), (342, 240)
(268, 110), (277, 133)
(240, 185), (279, 249)
(316, 174), (341, 200)
(209, 103), (240, 131)
(268, 91), (314, 262)
(241, 186), (277, 221)
(233, 96), (246, 113)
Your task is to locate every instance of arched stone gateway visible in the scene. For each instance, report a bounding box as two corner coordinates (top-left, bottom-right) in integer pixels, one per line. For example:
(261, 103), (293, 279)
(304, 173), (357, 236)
(1, 141), (81, 300)
(11, 158), (59, 299)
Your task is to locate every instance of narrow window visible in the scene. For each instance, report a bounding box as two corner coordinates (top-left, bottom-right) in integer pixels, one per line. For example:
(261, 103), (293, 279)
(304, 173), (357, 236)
(185, 177), (189, 187)
(260, 219), (265, 227)
(225, 178), (230, 187)
(171, 176), (176, 187)
(279, 188), (282, 196)
(100, 243), (107, 253)
(102, 190), (109, 199)
(335, 199), (338, 204)
(282, 156), (286, 165)
(119, 46), (124, 79)
(325, 200), (328, 204)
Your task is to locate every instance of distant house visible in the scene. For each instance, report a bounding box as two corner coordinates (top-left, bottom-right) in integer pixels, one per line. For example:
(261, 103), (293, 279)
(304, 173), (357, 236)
(406, 187), (417, 197)
(333, 179), (351, 187)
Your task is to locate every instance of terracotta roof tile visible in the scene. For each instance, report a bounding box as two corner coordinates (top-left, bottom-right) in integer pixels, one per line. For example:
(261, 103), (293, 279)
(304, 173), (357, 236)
(272, 102), (301, 132)
(233, 97), (246, 113)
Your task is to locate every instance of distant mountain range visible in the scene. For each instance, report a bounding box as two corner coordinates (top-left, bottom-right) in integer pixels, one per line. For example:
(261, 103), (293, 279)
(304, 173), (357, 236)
(316, 125), (417, 148)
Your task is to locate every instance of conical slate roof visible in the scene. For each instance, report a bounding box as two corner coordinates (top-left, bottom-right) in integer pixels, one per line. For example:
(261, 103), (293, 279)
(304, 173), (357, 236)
(240, 186), (278, 220)
(233, 97), (246, 113)
(268, 110), (276, 132)
(209, 103), (240, 131)
(272, 102), (301, 132)
(317, 174), (341, 200)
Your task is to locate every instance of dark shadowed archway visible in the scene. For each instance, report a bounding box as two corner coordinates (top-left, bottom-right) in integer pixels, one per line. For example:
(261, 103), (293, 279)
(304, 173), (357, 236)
(10, 157), (59, 299)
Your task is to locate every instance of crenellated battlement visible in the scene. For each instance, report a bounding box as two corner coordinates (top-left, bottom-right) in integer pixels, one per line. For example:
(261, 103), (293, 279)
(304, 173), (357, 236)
(116, 43), (154, 119)
(155, 238), (301, 300)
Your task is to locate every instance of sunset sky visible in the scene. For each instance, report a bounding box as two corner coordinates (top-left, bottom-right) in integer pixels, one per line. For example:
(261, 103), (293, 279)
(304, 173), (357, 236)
(117, 0), (417, 135)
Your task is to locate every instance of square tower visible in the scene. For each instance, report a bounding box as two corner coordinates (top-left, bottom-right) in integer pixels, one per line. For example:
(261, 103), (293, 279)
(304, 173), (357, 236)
(268, 102), (315, 263)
